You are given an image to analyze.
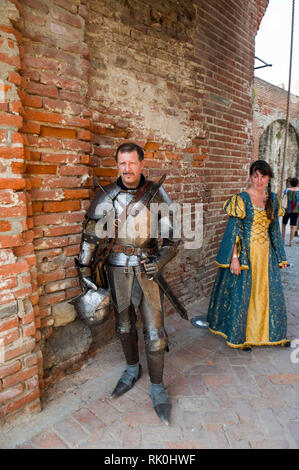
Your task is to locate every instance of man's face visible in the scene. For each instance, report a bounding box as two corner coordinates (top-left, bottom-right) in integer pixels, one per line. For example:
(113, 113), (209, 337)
(116, 150), (145, 188)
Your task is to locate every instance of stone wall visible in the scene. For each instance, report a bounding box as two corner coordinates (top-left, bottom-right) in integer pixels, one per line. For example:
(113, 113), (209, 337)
(0, 0), (269, 422)
(253, 77), (299, 193)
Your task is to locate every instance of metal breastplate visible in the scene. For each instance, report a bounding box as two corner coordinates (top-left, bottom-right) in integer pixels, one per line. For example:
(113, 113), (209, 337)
(107, 189), (158, 266)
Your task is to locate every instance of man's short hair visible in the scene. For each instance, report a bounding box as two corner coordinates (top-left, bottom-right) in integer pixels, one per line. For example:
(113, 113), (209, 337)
(115, 143), (144, 162)
(290, 177), (299, 187)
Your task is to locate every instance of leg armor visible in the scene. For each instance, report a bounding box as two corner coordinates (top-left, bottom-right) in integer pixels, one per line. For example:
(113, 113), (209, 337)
(137, 275), (168, 384)
(115, 304), (139, 366)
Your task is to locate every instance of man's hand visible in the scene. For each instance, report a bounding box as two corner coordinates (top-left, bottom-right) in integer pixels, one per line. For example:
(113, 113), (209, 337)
(142, 256), (160, 279)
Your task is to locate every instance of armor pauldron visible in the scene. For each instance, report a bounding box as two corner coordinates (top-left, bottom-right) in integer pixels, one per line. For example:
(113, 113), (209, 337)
(86, 182), (121, 220)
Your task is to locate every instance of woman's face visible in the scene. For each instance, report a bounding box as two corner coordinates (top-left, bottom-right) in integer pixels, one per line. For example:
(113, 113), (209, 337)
(250, 170), (270, 191)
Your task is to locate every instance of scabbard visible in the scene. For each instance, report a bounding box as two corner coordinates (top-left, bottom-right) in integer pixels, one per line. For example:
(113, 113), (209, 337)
(154, 272), (188, 320)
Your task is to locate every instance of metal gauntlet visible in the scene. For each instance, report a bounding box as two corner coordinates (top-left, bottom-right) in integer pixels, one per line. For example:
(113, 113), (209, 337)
(76, 219), (100, 291)
(143, 244), (179, 278)
(75, 259), (97, 291)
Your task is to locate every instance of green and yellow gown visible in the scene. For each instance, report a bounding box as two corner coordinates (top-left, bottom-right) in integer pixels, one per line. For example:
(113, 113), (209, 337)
(207, 191), (288, 349)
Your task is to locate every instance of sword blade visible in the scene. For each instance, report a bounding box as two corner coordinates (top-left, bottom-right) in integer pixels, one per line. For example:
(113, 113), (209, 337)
(154, 272), (188, 320)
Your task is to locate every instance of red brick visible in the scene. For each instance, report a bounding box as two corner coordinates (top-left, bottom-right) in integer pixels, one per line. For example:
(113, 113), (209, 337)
(51, 7), (82, 28)
(77, 130), (91, 141)
(22, 323), (36, 337)
(41, 153), (78, 164)
(0, 220), (11, 232)
(0, 52), (21, 68)
(0, 361), (22, 379)
(2, 366), (38, 388)
(21, 122), (41, 134)
(26, 164), (57, 175)
(60, 165), (89, 176)
(33, 213), (64, 226)
(23, 353), (38, 368)
(9, 71), (21, 86)
(0, 384), (24, 405)
(93, 168), (118, 177)
(26, 82), (59, 100)
(22, 0), (49, 13)
(11, 161), (25, 174)
(40, 126), (76, 139)
(20, 311), (35, 325)
(64, 245), (80, 257)
(37, 269), (65, 285)
(0, 388), (40, 417)
(23, 109), (63, 125)
(64, 189), (89, 199)
(43, 225), (81, 237)
(9, 101), (23, 114)
(23, 95), (43, 108)
(34, 237), (69, 250)
(0, 113), (23, 128)
(0, 234), (24, 249)
(40, 71), (82, 91)
(1, 328), (20, 345)
(31, 189), (63, 200)
(3, 145), (22, 162)
(43, 200), (80, 213)
(0, 317), (19, 333)
(4, 338), (36, 362)
(38, 292), (66, 306)
(0, 277), (18, 291)
(0, 260), (29, 277)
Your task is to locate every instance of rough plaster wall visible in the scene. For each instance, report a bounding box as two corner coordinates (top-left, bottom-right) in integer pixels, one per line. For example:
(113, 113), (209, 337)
(259, 121), (299, 192)
(87, 0), (204, 150)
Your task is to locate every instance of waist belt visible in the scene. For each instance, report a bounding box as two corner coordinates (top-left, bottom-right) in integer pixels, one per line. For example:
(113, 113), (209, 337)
(111, 244), (155, 257)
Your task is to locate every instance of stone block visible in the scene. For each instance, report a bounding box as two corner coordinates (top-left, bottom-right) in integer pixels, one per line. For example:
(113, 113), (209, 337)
(52, 301), (77, 327)
(42, 320), (92, 370)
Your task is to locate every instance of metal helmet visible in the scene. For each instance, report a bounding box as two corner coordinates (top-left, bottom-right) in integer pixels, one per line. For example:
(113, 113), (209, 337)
(69, 287), (110, 327)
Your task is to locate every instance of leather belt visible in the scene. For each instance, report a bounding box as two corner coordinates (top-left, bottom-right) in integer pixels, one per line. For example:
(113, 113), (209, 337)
(111, 244), (155, 257)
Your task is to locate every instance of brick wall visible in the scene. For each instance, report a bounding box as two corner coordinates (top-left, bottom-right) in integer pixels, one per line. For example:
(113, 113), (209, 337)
(0, 0), (41, 421)
(0, 0), (269, 422)
(253, 77), (299, 192)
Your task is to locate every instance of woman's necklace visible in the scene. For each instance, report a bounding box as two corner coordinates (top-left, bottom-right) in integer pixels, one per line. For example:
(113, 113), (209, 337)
(248, 189), (267, 209)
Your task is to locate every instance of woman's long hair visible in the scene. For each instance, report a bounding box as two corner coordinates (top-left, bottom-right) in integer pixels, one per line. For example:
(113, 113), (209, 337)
(249, 160), (274, 221)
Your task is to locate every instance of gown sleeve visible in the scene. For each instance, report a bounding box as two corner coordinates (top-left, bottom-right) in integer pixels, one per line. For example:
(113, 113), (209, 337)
(223, 194), (246, 219)
(269, 194), (287, 267)
(216, 194), (249, 269)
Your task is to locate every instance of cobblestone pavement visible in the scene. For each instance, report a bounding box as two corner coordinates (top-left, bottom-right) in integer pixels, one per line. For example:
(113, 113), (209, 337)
(1, 235), (298, 449)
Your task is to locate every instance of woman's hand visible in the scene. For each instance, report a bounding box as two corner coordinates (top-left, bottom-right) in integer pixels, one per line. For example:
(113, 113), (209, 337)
(280, 263), (288, 270)
(230, 256), (241, 275)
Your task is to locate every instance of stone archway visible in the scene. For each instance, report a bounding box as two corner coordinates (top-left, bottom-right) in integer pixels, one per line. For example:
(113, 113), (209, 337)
(258, 120), (299, 193)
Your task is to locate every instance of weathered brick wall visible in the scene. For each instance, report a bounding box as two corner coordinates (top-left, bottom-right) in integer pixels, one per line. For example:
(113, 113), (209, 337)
(0, 0), (269, 422)
(19, 0), (93, 391)
(0, 0), (41, 421)
(253, 77), (299, 192)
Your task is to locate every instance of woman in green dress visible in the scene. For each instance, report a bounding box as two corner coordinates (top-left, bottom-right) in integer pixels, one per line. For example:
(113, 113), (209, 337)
(206, 160), (290, 350)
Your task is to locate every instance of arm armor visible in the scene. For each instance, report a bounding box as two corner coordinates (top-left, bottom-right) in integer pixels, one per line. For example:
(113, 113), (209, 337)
(144, 186), (181, 276)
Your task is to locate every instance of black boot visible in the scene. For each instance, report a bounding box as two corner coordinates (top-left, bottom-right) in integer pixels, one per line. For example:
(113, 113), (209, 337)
(150, 382), (171, 425)
(111, 364), (142, 399)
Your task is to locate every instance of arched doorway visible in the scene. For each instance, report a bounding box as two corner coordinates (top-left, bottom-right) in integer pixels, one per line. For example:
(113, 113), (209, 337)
(259, 120), (299, 193)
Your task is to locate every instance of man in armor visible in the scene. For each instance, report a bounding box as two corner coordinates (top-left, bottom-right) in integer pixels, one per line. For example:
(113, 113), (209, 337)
(75, 142), (181, 425)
